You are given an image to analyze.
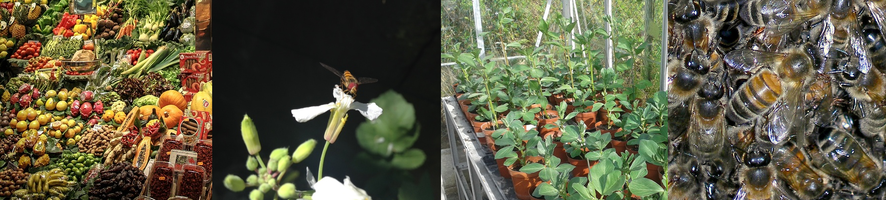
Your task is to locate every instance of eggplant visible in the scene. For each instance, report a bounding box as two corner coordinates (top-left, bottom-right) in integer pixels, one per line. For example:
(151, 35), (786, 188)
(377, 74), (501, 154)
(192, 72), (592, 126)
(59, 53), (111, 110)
(172, 29), (182, 42)
(161, 26), (174, 41)
(184, 0), (195, 12)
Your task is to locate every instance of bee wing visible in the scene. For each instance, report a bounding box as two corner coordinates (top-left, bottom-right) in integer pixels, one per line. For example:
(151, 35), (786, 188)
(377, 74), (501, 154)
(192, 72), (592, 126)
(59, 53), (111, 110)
(724, 49), (781, 74)
(357, 77), (378, 84)
(867, 1), (886, 40)
(851, 30), (873, 74)
(817, 17), (835, 60)
(319, 62), (344, 78)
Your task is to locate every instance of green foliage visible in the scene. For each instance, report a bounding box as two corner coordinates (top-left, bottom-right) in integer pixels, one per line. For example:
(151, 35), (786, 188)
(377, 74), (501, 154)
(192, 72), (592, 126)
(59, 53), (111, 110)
(355, 90), (424, 169)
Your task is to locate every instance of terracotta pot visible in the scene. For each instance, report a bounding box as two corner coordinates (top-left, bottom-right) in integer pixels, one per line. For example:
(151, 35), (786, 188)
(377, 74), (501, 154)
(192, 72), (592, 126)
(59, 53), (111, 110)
(459, 99), (472, 114)
(528, 104), (553, 111)
(627, 145), (639, 155)
(464, 112), (479, 122)
(610, 138), (628, 156)
(549, 93), (566, 106)
(647, 162), (663, 186)
(455, 92), (464, 100)
(535, 110), (560, 134)
(509, 162), (543, 200)
(564, 98), (576, 114)
(573, 110), (598, 130)
(470, 119), (490, 133)
(567, 155), (595, 178)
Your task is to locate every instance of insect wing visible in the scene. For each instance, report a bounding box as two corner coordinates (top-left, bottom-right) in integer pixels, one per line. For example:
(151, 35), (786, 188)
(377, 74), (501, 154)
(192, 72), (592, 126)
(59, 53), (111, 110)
(320, 62), (344, 78)
(357, 77), (378, 84)
(867, 1), (886, 40)
(724, 49), (780, 74)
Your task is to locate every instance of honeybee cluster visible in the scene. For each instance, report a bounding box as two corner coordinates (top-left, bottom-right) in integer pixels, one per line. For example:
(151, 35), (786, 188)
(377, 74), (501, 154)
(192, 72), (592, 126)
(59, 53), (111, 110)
(667, 0), (886, 199)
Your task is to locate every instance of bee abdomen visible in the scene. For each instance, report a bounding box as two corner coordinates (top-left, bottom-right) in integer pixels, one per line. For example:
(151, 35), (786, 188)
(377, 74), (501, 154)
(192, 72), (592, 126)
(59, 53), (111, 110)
(727, 70), (783, 124)
(861, 107), (886, 138)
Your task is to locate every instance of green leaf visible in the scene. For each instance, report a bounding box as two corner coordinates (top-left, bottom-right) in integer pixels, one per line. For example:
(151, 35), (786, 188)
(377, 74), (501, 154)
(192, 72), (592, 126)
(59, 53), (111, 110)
(573, 182), (592, 199)
(540, 77), (559, 83)
(507, 42), (522, 48)
(495, 146), (516, 159)
(390, 149), (426, 170)
(537, 182), (559, 196)
(530, 68), (545, 78)
(457, 53), (474, 67)
(539, 167), (558, 181)
(628, 178), (664, 197)
(520, 163), (545, 174)
(494, 104), (508, 112)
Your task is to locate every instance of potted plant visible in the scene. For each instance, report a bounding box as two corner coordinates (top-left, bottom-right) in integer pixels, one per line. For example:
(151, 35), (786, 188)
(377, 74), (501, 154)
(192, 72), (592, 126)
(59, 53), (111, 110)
(594, 67), (626, 126)
(547, 100), (577, 161)
(494, 112), (544, 200)
(528, 133), (576, 199)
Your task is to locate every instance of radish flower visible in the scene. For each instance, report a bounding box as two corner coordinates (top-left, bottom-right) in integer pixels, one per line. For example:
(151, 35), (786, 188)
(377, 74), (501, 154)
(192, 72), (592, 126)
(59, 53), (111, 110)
(291, 86), (382, 143)
(311, 176), (372, 200)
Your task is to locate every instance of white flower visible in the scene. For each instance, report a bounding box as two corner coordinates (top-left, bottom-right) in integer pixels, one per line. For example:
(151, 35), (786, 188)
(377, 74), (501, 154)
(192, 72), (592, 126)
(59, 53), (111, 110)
(311, 176), (372, 200)
(291, 86), (383, 143)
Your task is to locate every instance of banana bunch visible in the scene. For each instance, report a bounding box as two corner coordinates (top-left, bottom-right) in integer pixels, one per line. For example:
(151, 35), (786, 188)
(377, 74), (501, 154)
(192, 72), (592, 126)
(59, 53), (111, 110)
(11, 168), (76, 200)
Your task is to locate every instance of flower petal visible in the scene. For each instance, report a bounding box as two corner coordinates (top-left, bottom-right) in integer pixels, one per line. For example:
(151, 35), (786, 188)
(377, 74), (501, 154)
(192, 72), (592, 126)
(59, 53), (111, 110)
(291, 103), (336, 122)
(350, 101), (383, 121)
(312, 176), (372, 200)
(333, 86), (346, 101)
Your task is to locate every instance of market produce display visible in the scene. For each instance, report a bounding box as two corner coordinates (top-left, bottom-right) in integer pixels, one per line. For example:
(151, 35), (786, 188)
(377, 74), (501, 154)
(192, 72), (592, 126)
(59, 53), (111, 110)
(0, 0), (212, 199)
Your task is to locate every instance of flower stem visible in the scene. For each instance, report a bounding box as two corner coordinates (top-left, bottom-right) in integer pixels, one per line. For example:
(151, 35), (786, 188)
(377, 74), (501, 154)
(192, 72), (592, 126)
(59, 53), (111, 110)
(317, 141), (331, 182)
(256, 154), (267, 170)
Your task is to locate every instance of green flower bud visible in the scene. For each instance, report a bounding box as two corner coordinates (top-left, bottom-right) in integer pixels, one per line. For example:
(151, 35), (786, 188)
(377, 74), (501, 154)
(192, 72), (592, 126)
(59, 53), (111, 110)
(246, 156), (258, 171)
(223, 175), (245, 192)
(268, 159), (279, 172)
(277, 183), (297, 199)
(269, 147), (289, 161)
(267, 178), (277, 187)
(277, 155), (292, 171)
(246, 174), (259, 185)
(258, 167), (267, 176)
(249, 189), (264, 200)
(292, 139), (317, 163)
(241, 115), (261, 155)
(259, 183), (272, 193)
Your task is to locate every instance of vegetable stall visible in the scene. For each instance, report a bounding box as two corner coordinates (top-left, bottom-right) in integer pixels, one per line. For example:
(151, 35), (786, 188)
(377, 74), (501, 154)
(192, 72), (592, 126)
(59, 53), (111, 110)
(0, 0), (213, 199)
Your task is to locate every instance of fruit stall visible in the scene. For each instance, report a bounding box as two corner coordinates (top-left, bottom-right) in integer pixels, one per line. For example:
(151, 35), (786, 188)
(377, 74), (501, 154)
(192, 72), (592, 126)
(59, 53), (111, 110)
(0, 0), (213, 199)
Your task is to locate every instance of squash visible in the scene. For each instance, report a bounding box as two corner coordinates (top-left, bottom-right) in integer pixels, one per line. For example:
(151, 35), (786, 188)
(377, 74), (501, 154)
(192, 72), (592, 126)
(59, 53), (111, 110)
(114, 112), (126, 124)
(102, 110), (115, 122)
(190, 91), (212, 114)
(139, 105), (161, 121)
(158, 90), (187, 111)
(161, 105), (183, 129)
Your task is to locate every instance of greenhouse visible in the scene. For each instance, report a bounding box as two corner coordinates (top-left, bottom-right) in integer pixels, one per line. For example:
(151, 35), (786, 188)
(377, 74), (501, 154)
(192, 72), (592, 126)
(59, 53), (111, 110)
(441, 0), (667, 199)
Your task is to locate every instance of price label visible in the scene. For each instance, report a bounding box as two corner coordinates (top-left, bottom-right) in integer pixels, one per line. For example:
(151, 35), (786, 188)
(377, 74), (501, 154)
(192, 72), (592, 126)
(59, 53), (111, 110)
(71, 35), (83, 40)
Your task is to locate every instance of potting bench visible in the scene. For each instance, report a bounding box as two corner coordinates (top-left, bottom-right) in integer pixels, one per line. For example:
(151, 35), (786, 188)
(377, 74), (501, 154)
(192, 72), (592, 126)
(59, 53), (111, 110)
(442, 96), (518, 200)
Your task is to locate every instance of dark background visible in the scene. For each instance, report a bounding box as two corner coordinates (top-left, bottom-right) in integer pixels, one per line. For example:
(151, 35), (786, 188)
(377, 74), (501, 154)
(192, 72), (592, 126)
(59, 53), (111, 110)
(212, 0), (441, 199)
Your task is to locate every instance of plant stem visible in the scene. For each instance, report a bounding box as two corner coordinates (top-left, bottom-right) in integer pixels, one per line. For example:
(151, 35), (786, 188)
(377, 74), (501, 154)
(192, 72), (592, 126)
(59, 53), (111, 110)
(317, 141), (331, 182)
(256, 154), (267, 170)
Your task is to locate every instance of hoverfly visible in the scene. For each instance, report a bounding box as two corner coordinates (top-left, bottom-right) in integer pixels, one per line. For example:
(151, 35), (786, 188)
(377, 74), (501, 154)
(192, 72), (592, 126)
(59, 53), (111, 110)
(320, 62), (378, 97)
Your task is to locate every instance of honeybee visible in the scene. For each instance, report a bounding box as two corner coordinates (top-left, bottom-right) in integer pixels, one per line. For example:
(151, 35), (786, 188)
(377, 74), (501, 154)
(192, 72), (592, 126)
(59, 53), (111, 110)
(689, 72), (729, 159)
(860, 12), (886, 73)
(810, 126), (885, 193)
(320, 62), (378, 97)
(673, 0), (705, 24)
(717, 23), (747, 51)
(771, 144), (834, 200)
(704, 0), (740, 23)
(668, 49), (718, 103)
(724, 48), (813, 124)
(736, 144), (776, 200)
(832, 65), (886, 104)
(669, 154), (703, 200)
(683, 15), (719, 53)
